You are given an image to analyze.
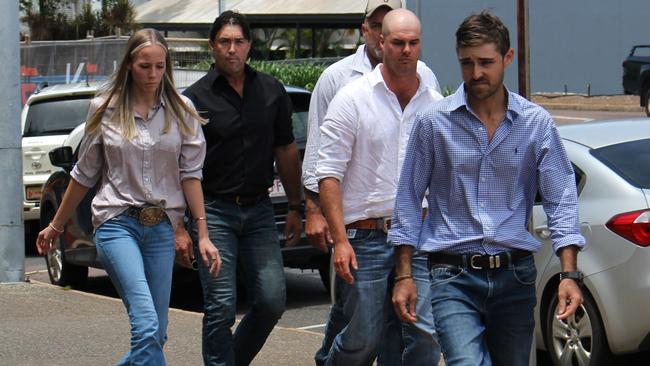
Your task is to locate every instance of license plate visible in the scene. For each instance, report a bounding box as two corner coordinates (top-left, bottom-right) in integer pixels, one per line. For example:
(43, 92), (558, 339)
(26, 185), (42, 201)
(269, 178), (285, 198)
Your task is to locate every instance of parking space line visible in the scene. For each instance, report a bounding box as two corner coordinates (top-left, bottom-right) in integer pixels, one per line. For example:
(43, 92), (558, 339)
(297, 323), (327, 330)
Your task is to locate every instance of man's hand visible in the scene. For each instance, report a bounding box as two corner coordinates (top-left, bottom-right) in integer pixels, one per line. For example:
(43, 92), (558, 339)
(333, 240), (357, 284)
(392, 278), (418, 323)
(305, 210), (333, 253)
(556, 279), (583, 320)
(284, 210), (302, 247)
(174, 226), (194, 269)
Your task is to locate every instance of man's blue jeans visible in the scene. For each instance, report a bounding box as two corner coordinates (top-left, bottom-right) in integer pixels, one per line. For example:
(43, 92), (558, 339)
(322, 229), (440, 366)
(429, 254), (537, 366)
(94, 213), (175, 366)
(193, 196), (286, 366)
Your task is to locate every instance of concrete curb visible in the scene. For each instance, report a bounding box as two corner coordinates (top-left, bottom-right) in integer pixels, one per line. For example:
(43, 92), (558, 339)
(535, 102), (644, 113)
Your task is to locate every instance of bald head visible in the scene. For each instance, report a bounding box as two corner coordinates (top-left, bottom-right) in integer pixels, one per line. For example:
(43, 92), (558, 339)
(382, 8), (421, 37)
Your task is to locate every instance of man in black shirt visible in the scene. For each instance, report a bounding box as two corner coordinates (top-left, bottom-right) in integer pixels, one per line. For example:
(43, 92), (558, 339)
(180, 10), (302, 366)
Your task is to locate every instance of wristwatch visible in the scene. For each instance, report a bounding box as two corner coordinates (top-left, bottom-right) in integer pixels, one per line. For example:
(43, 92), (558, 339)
(287, 203), (305, 216)
(559, 271), (584, 284)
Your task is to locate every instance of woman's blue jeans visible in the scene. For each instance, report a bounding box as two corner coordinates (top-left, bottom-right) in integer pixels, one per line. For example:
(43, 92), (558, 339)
(429, 254), (537, 366)
(94, 213), (175, 366)
(193, 197), (286, 366)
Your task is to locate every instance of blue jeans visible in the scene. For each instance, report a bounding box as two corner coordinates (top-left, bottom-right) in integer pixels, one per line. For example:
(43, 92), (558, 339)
(429, 254), (537, 366)
(94, 213), (175, 366)
(321, 230), (440, 366)
(401, 254), (441, 366)
(194, 197), (286, 366)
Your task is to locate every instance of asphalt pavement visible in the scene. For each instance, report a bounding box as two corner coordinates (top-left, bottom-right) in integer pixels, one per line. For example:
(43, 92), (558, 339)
(0, 280), (324, 366)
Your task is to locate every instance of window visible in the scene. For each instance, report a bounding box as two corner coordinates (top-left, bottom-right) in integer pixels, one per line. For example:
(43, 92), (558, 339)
(24, 96), (92, 137)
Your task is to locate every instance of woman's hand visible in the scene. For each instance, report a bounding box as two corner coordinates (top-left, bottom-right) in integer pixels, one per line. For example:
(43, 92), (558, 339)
(198, 237), (221, 276)
(36, 224), (62, 255)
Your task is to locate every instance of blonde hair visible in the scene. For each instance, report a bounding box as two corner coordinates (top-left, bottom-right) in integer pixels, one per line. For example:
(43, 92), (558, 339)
(86, 28), (204, 139)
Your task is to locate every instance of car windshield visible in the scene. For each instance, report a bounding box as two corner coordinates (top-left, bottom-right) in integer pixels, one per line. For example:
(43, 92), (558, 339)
(24, 96), (92, 137)
(591, 138), (650, 188)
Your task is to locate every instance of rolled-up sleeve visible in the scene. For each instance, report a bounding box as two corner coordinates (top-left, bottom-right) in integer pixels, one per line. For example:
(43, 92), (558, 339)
(179, 97), (206, 182)
(71, 98), (104, 188)
(315, 88), (357, 182)
(537, 119), (586, 252)
(302, 70), (338, 192)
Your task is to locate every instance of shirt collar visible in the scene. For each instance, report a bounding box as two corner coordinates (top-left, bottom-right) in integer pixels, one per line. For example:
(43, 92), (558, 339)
(208, 63), (257, 87)
(445, 83), (524, 119)
(368, 64), (428, 94)
(352, 44), (373, 75)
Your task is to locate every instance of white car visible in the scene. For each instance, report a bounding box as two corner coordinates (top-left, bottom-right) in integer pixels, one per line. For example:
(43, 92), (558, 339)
(21, 82), (97, 225)
(533, 118), (650, 365)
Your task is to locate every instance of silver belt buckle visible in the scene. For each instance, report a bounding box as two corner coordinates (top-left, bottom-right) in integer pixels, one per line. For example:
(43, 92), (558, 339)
(470, 254), (483, 269)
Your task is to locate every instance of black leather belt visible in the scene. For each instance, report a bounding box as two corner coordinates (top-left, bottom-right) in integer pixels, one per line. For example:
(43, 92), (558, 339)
(212, 193), (268, 206)
(428, 249), (532, 270)
(125, 206), (169, 226)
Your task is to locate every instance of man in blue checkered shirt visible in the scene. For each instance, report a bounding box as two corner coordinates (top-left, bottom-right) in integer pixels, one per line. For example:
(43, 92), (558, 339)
(388, 11), (586, 365)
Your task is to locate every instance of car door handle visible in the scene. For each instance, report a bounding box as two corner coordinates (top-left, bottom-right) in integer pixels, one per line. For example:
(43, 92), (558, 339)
(534, 227), (551, 239)
(25, 150), (45, 156)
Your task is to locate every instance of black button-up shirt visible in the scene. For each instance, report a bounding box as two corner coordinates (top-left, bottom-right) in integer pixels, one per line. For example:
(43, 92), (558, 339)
(183, 65), (294, 196)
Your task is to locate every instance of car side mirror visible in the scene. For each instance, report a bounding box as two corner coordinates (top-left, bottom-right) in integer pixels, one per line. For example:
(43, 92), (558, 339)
(49, 146), (75, 170)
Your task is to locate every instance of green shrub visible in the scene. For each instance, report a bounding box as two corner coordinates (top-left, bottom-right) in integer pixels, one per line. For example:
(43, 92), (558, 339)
(188, 59), (326, 91)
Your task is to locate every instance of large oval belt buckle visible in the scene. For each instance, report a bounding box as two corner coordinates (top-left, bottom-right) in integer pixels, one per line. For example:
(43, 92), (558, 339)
(139, 207), (163, 226)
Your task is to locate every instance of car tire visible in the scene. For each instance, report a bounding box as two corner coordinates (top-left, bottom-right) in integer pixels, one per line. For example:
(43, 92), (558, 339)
(42, 211), (88, 289)
(544, 290), (612, 366)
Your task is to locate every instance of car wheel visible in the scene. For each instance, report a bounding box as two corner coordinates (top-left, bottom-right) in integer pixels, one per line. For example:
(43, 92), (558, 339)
(42, 211), (88, 288)
(544, 291), (612, 366)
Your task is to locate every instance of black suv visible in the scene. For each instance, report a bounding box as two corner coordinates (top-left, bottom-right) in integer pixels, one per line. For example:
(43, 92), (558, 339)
(39, 85), (330, 290)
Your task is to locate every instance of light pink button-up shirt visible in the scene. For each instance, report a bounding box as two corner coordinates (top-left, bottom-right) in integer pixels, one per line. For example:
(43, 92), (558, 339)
(71, 95), (206, 230)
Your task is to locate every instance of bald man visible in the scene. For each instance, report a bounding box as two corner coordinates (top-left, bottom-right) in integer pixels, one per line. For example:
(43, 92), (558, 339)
(315, 9), (443, 365)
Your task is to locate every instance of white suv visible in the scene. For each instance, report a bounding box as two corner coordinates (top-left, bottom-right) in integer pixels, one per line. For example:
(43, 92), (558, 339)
(21, 83), (98, 223)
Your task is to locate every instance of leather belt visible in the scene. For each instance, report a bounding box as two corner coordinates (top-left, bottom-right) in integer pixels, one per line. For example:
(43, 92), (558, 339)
(428, 249), (532, 270)
(213, 193), (268, 206)
(346, 218), (391, 233)
(345, 209), (428, 234)
(125, 206), (169, 226)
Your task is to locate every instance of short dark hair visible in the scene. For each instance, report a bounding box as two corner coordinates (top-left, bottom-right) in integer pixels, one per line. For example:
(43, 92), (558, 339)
(456, 10), (510, 56)
(209, 10), (251, 42)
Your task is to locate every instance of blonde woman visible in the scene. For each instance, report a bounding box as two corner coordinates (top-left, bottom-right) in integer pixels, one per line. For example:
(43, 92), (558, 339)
(36, 28), (221, 365)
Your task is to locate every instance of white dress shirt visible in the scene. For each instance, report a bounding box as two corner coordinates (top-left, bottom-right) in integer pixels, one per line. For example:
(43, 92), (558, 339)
(315, 65), (443, 224)
(302, 45), (440, 193)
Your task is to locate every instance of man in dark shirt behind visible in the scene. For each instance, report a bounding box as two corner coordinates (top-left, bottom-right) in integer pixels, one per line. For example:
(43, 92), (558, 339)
(181, 10), (302, 366)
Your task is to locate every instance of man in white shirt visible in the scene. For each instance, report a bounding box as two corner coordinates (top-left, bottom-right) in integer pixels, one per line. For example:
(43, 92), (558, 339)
(315, 9), (443, 365)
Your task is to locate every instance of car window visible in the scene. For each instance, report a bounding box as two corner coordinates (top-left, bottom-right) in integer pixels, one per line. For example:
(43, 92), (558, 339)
(24, 96), (92, 137)
(591, 138), (650, 189)
(288, 91), (310, 144)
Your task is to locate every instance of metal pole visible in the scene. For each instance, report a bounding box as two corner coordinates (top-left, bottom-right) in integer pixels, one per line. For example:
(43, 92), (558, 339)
(219, 0), (226, 14)
(0, 0), (25, 283)
(517, 0), (530, 99)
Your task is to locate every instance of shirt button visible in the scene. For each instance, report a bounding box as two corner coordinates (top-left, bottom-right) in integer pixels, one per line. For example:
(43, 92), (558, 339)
(480, 203), (485, 208)
(478, 127), (484, 131)
(480, 177), (486, 182)
(485, 225), (490, 230)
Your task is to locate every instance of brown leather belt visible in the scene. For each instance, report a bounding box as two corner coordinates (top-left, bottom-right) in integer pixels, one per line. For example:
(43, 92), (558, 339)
(428, 249), (532, 270)
(125, 206), (169, 226)
(346, 218), (391, 233)
(345, 209), (427, 234)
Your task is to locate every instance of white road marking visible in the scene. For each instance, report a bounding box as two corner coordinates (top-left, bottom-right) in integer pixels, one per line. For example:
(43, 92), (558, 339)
(297, 323), (327, 330)
(551, 115), (593, 122)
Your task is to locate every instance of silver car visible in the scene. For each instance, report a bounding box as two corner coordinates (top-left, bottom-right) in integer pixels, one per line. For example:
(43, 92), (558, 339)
(532, 118), (650, 365)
